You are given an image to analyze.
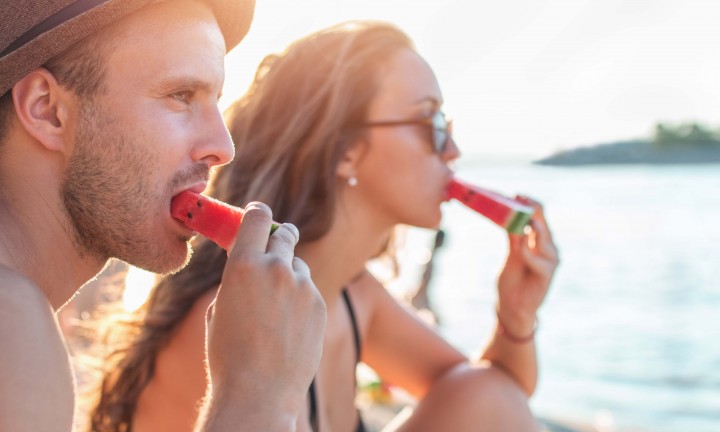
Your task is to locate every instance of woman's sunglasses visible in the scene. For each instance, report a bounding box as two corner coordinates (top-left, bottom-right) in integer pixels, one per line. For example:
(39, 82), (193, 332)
(358, 111), (453, 154)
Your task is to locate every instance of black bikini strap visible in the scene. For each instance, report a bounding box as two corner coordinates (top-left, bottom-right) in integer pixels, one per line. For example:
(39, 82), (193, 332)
(341, 288), (362, 364)
(307, 289), (361, 432)
(308, 379), (319, 432)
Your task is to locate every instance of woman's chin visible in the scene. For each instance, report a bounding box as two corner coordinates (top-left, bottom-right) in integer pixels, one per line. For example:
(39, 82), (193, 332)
(410, 210), (443, 230)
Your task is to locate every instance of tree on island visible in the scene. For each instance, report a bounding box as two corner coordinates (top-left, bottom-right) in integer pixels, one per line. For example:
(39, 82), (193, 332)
(653, 122), (720, 146)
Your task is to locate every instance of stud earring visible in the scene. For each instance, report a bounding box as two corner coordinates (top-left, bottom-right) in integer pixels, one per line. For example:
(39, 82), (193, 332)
(348, 176), (358, 187)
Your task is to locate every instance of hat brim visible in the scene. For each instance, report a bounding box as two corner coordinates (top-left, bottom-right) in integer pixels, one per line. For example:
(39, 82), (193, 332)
(0, 0), (255, 95)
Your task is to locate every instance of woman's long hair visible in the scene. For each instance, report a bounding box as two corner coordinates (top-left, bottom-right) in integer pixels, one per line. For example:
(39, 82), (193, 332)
(87, 20), (413, 431)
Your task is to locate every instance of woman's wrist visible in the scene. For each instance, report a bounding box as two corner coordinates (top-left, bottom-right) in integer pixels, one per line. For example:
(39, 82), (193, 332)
(495, 307), (538, 344)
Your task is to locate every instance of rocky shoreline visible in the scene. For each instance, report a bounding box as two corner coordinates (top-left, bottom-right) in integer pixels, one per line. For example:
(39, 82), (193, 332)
(534, 140), (720, 166)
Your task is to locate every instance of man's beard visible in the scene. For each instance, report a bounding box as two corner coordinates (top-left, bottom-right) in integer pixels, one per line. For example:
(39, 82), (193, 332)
(60, 101), (205, 274)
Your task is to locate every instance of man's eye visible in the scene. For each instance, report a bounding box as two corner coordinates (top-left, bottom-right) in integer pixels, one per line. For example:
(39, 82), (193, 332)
(170, 91), (193, 104)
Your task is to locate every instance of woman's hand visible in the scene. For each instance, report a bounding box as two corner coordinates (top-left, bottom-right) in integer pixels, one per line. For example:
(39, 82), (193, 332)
(496, 197), (559, 337)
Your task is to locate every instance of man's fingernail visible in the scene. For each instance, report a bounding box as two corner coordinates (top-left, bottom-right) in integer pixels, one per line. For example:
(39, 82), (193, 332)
(284, 223), (300, 244)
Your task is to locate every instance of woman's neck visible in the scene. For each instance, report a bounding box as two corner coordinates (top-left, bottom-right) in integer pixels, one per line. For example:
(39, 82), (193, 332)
(296, 212), (391, 301)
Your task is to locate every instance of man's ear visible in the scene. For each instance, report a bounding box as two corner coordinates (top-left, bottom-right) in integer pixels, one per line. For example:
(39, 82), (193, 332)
(11, 68), (73, 153)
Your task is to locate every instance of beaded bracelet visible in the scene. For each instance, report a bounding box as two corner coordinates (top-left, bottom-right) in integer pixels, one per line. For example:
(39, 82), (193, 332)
(496, 311), (538, 344)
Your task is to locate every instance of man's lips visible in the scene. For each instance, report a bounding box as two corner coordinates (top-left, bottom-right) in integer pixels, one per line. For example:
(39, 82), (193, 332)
(184, 182), (208, 195)
(171, 182), (207, 230)
(171, 182), (207, 210)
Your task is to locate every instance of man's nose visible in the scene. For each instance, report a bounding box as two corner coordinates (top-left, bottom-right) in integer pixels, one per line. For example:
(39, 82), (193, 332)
(191, 107), (235, 167)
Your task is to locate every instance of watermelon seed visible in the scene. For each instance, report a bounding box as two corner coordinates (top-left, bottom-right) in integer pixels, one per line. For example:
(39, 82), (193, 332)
(187, 212), (193, 219)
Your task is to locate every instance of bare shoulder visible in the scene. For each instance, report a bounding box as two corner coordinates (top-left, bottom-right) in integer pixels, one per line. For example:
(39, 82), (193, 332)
(347, 268), (408, 306)
(0, 265), (62, 341)
(155, 285), (218, 371)
(346, 268), (386, 304)
(0, 265), (75, 430)
(162, 285), (218, 353)
(345, 269), (398, 328)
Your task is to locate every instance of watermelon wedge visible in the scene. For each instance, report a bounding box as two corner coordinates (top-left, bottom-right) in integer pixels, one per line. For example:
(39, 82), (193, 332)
(447, 178), (534, 234)
(171, 191), (279, 251)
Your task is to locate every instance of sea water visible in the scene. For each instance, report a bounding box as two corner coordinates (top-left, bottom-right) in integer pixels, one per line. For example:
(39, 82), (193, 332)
(395, 161), (720, 432)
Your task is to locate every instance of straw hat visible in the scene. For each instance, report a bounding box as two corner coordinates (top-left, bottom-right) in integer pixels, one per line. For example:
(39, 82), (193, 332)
(0, 0), (256, 96)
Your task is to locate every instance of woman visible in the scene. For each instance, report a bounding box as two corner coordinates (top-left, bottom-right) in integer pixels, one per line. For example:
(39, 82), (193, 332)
(89, 21), (558, 432)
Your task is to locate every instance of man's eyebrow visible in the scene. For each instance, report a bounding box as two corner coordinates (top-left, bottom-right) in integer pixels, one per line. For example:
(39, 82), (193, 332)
(155, 77), (216, 94)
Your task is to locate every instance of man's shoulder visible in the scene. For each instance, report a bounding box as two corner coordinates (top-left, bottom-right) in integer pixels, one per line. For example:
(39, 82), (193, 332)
(0, 264), (75, 431)
(0, 263), (60, 345)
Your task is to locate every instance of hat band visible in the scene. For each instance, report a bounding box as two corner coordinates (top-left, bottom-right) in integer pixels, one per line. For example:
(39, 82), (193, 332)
(1, 0), (111, 59)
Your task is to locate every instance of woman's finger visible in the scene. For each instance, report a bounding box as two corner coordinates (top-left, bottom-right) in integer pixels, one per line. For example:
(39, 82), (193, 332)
(519, 233), (557, 279)
(517, 195), (555, 241)
(527, 220), (559, 261)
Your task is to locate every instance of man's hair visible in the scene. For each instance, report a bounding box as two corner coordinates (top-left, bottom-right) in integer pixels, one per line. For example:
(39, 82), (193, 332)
(0, 31), (112, 145)
(0, 92), (12, 144)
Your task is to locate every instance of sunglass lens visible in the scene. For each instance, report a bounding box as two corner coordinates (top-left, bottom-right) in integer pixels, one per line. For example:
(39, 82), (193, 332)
(434, 130), (446, 153)
(432, 112), (448, 153)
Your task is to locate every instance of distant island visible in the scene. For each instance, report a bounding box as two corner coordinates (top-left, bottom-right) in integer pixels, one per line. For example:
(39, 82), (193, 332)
(534, 122), (720, 165)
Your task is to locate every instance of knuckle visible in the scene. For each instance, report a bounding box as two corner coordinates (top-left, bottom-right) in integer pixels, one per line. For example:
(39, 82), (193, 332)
(295, 275), (315, 292)
(266, 256), (293, 282)
(271, 228), (297, 249)
(307, 294), (326, 315)
(266, 255), (286, 271)
(292, 256), (309, 271)
(312, 290), (327, 315)
(279, 223), (300, 244)
(293, 274), (324, 311)
(224, 254), (258, 275)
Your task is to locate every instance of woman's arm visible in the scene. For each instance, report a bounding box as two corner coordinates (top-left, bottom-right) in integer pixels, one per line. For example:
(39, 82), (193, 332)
(480, 199), (559, 395)
(357, 271), (468, 399)
(360, 200), (557, 400)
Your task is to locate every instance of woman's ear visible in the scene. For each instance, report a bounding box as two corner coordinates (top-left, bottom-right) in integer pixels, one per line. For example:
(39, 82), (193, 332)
(336, 139), (367, 183)
(12, 68), (73, 153)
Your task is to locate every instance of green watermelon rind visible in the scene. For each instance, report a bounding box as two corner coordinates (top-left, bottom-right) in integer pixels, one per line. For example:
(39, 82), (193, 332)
(506, 211), (533, 234)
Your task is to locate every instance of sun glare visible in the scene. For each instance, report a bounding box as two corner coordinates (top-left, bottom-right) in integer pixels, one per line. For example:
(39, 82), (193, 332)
(122, 266), (156, 312)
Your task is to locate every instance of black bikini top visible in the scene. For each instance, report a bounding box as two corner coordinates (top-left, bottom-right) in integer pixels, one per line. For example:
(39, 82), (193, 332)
(308, 288), (366, 432)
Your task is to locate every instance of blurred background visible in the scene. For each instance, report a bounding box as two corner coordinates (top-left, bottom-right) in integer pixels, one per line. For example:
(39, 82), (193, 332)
(65, 1), (720, 431)
(222, 0), (720, 161)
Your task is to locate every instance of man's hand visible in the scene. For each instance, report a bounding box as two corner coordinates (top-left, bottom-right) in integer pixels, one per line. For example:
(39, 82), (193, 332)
(200, 202), (326, 431)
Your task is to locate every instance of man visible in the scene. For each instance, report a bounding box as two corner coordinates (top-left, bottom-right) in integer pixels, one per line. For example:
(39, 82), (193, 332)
(0, 1), (325, 431)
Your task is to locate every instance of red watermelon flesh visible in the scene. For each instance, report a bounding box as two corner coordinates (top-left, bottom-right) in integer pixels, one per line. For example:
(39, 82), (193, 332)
(171, 191), (278, 251)
(447, 178), (534, 234)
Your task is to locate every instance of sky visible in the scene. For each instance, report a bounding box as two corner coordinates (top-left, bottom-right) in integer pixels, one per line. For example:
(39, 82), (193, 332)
(220, 0), (720, 160)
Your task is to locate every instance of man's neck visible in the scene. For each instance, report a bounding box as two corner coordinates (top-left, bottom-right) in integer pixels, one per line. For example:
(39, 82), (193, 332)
(0, 192), (106, 311)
